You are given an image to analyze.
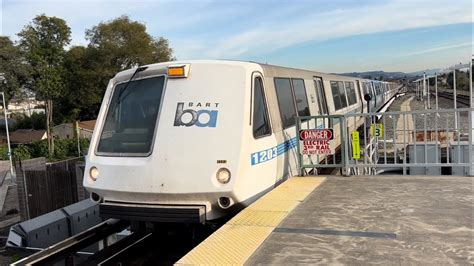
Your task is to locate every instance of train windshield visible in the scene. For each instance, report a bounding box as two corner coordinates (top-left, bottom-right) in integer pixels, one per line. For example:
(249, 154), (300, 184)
(97, 76), (165, 156)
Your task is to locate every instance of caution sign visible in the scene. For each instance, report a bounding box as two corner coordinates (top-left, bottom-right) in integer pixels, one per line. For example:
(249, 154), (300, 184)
(299, 129), (335, 155)
(351, 131), (360, 159)
(371, 123), (383, 138)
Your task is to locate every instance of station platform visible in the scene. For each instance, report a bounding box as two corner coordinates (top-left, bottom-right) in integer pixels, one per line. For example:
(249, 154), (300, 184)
(177, 175), (473, 265)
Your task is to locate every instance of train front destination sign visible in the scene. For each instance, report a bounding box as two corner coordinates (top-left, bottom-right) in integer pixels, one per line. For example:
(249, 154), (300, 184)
(299, 129), (335, 155)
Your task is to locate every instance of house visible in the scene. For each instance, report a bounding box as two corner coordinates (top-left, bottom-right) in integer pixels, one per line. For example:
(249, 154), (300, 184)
(10, 129), (47, 145)
(78, 120), (96, 139)
(8, 88), (45, 117)
(53, 120), (96, 140)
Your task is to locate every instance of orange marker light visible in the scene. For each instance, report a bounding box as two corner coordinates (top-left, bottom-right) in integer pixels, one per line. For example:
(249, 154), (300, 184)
(168, 67), (185, 77)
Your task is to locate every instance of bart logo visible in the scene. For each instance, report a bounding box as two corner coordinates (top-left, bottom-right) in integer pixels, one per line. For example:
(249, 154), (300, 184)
(173, 102), (218, 127)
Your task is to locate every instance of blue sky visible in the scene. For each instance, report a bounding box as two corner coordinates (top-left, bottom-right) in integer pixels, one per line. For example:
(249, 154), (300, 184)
(1, 0), (472, 72)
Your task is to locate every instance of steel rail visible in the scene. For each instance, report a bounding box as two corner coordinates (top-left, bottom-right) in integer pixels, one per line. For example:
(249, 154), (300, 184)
(12, 219), (129, 266)
(435, 91), (471, 106)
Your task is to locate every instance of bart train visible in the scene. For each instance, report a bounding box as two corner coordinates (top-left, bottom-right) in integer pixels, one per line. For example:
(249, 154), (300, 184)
(83, 60), (400, 223)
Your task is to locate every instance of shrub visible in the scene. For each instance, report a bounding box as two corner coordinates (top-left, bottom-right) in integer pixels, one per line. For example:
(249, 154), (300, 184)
(10, 138), (91, 162)
(13, 144), (32, 160)
(0, 145), (9, 160)
(29, 140), (48, 158)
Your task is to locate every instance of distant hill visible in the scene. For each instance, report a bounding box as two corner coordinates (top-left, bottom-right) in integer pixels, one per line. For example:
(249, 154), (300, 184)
(408, 68), (443, 77)
(338, 68), (443, 80)
(339, 71), (407, 79)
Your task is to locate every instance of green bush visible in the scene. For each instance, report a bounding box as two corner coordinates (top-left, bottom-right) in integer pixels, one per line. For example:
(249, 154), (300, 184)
(79, 138), (90, 155)
(12, 112), (46, 130)
(11, 138), (90, 162)
(13, 144), (32, 160)
(0, 145), (9, 160)
(29, 140), (48, 158)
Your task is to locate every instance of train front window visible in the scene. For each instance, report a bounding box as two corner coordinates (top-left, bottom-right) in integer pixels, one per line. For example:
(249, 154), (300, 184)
(253, 77), (271, 138)
(97, 76), (165, 155)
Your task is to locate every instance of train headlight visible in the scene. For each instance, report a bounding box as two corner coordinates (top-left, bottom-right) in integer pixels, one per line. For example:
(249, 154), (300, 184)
(89, 166), (99, 181)
(216, 168), (231, 184)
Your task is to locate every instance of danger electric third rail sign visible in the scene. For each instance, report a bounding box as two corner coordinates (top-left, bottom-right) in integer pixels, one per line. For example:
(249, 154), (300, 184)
(299, 129), (335, 155)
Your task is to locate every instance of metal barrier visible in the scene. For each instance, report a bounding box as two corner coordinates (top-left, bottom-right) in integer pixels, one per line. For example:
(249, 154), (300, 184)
(297, 108), (474, 176)
(296, 115), (345, 176)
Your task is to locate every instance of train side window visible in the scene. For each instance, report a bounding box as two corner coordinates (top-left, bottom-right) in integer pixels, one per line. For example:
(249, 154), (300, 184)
(330, 81), (342, 110)
(253, 77), (271, 138)
(274, 77), (297, 128)
(291, 79), (310, 117)
(337, 81), (348, 108)
(345, 81), (357, 105)
(313, 78), (328, 115)
(364, 82), (372, 96)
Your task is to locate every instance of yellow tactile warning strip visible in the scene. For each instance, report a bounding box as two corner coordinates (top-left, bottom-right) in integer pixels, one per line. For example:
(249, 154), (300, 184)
(175, 176), (326, 265)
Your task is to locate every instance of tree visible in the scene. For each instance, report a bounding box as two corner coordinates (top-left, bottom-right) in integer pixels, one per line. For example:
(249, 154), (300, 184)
(85, 15), (174, 71)
(18, 14), (71, 154)
(447, 70), (469, 91)
(0, 37), (30, 102)
(57, 46), (102, 122)
(428, 77), (436, 86)
(58, 15), (175, 122)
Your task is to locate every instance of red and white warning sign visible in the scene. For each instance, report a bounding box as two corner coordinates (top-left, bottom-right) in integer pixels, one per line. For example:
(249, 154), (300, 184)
(299, 129), (335, 155)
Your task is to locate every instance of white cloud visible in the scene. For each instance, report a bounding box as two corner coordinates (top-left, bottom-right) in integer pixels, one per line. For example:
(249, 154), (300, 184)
(400, 42), (473, 56)
(198, 0), (472, 59)
(1, 0), (472, 70)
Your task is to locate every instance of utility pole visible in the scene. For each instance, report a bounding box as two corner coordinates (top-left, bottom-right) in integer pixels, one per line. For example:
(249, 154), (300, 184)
(0, 74), (14, 181)
(423, 72), (427, 109)
(453, 67), (458, 130)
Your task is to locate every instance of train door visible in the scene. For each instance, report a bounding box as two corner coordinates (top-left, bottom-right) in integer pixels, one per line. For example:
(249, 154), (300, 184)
(313, 77), (329, 128)
(272, 77), (310, 179)
(249, 73), (278, 184)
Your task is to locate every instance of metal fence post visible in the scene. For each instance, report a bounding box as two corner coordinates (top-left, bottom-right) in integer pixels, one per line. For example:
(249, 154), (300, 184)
(295, 117), (302, 176)
(342, 116), (349, 176)
(427, 76), (431, 109)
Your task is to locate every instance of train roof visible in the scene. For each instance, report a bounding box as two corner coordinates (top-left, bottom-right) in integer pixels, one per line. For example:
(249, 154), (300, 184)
(114, 59), (393, 83)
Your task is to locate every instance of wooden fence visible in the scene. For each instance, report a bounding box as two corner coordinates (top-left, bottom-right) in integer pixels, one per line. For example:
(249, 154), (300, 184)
(15, 157), (85, 220)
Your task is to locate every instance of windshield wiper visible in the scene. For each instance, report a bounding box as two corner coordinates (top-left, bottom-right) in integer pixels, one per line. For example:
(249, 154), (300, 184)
(117, 66), (148, 104)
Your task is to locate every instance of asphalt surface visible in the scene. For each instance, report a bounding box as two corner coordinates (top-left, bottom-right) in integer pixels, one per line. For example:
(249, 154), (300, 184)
(247, 175), (473, 265)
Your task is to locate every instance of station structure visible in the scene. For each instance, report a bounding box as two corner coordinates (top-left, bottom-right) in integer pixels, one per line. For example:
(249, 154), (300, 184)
(175, 60), (473, 265)
(7, 59), (474, 265)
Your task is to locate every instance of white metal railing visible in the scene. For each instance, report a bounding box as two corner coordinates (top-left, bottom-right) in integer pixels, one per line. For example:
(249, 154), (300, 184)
(297, 108), (474, 176)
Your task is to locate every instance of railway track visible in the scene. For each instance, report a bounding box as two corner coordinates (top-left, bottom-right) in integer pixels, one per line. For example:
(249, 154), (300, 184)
(435, 91), (471, 106)
(82, 231), (154, 265)
(11, 219), (129, 265)
(12, 219), (216, 265)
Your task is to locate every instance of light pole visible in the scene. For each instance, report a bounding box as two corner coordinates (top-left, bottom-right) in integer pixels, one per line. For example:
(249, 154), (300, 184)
(0, 74), (14, 181)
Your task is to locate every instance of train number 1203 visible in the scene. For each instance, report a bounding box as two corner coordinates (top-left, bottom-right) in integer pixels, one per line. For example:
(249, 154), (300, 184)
(251, 147), (277, 165)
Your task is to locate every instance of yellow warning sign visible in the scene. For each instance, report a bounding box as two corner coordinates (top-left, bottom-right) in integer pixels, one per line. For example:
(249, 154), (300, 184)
(370, 123), (383, 138)
(351, 131), (360, 159)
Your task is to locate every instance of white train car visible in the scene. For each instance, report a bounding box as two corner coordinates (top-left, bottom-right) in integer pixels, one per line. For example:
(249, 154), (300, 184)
(83, 60), (399, 223)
